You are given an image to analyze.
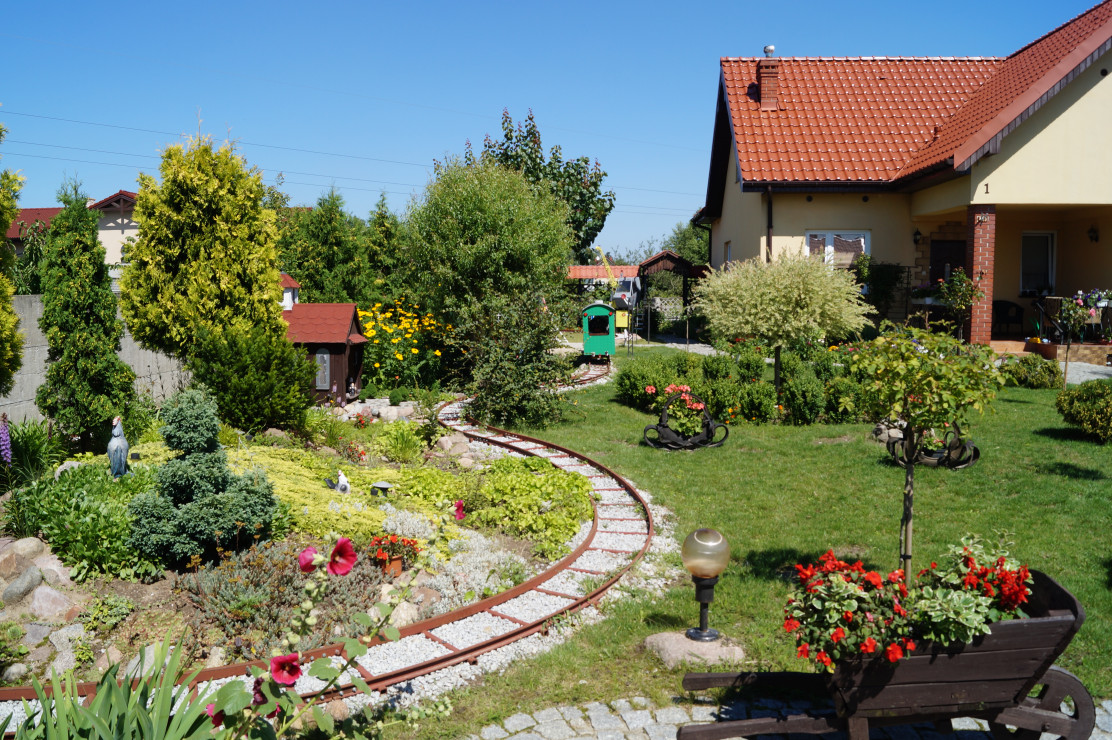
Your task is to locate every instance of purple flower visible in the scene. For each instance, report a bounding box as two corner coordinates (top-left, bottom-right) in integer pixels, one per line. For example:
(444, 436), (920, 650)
(0, 414), (10, 465)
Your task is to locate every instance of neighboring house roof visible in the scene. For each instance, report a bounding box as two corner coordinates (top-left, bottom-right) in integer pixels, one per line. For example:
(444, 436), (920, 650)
(280, 273), (301, 289)
(568, 265), (640, 279)
(710, 0), (1112, 191)
(88, 190), (138, 211)
(5, 207), (63, 239)
(283, 303), (367, 345)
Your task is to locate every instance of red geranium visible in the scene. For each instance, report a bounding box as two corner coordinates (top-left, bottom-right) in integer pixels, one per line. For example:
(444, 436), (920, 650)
(885, 643), (904, 662)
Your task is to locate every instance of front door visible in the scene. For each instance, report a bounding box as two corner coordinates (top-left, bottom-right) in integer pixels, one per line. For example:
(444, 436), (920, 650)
(929, 240), (966, 283)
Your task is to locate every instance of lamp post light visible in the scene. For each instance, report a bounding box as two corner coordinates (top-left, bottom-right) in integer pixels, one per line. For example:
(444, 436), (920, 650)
(681, 528), (730, 642)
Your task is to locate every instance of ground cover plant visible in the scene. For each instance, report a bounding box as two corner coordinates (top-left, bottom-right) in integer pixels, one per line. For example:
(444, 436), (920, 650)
(389, 346), (1112, 738)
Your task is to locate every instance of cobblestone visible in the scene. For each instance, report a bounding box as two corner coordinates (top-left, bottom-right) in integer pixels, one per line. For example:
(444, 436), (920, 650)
(472, 695), (1112, 740)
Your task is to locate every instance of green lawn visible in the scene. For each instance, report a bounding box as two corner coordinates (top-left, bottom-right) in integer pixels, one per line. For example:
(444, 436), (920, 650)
(391, 348), (1112, 738)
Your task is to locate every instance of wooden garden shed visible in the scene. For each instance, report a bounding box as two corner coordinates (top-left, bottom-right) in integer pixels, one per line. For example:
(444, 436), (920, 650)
(283, 303), (367, 403)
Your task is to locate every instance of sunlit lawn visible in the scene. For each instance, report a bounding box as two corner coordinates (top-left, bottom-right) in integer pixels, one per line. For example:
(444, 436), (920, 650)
(390, 347), (1112, 738)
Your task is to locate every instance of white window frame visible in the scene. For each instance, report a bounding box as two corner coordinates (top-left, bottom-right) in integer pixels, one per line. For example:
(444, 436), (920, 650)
(1020, 231), (1056, 296)
(314, 349), (330, 390)
(805, 230), (870, 267)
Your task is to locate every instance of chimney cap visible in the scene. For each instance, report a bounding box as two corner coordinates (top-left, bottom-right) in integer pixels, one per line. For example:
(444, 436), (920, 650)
(763, 44), (775, 57)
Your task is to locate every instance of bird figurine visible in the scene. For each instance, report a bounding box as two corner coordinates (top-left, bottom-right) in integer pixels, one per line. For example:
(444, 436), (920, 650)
(325, 469), (351, 494)
(107, 416), (129, 478)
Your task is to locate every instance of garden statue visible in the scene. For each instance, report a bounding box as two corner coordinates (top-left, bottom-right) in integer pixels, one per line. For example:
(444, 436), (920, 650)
(107, 415), (129, 478)
(325, 469), (350, 494)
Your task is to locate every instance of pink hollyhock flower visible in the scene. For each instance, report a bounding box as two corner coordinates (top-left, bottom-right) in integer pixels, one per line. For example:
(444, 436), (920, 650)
(205, 704), (225, 727)
(328, 538), (357, 576)
(270, 653), (302, 686)
(454, 499), (466, 521)
(298, 547), (318, 573)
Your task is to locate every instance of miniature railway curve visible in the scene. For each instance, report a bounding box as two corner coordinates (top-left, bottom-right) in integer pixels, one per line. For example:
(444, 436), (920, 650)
(0, 362), (656, 722)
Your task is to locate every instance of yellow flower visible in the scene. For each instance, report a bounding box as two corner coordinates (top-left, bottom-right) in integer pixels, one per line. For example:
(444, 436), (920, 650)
(374, 362), (380, 368)
(373, 339), (379, 344)
(411, 348), (418, 354)
(434, 350), (441, 356)
(394, 353), (403, 361)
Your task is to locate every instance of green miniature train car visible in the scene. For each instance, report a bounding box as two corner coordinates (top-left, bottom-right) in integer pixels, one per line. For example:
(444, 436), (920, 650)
(582, 301), (616, 360)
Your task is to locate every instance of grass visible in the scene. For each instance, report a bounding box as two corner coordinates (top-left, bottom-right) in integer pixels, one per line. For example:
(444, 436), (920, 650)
(386, 347), (1112, 739)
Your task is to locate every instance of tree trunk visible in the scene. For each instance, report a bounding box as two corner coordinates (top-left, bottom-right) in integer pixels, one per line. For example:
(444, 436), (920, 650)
(899, 427), (918, 573)
(1062, 337), (1072, 390)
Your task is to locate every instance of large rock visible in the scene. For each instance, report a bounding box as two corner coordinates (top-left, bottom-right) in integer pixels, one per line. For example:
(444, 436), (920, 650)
(30, 585), (73, 620)
(0, 550), (28, 580)
(53, 460), (84, 481)
(9, 538), (45, 560)
(33, 552), (74, 587)
(2, 567), (42, 605)
(204, 646), (226, 669)
(390, 601), (420, 628)
(1, 663), (27, 682)
(49, 623), (86, 652)
(643, 631), (745, 670)
(21, 622), (53, 647)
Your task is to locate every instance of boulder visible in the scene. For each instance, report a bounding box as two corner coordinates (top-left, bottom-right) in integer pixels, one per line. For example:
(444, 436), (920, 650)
(9, 538), (45, 560)
(2, 567), (42, 605)
(33, 552), (74, 587)
(390, 601), (420, 628)
(326, 699), (350, 722)
(1, 663), (27, 682)
(21, 622), (53, 647)
(643, 631), (745, 670)
(205, 646), (226, 669)
(95, 645), (125, 673)
(449, 442), (470, 457)
(30, 585), (73, 620)
(413, 587), (441, 608)
(435, 436), (455, 452)
(53, 460), (84, 481)
(48, 623), (86, 652)
(457, 457), (475, 470)
(379, 407), (399, 422)
(262, 428), (287, 439)
(0, 550), (28, 580)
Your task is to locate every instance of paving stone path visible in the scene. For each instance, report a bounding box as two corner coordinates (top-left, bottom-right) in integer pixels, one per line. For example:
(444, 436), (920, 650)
(467, 695), (1112, 740)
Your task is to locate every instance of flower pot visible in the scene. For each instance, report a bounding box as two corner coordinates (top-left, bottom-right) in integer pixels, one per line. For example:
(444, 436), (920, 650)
(379, 555), (404, 578)
(643, 392), (728, 450)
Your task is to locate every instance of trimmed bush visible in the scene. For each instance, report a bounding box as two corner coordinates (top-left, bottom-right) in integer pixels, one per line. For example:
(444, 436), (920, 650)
(127, 388), (277, 567)
(781, 366), (825, 425)
(702, 354), (736, 382)
(187, 325), (316, 434)
(614, 354), (672, 410)
(1003, 353), (1063, 389)
(825, 376), (863, 424)
(1056, 379), (1112, 443)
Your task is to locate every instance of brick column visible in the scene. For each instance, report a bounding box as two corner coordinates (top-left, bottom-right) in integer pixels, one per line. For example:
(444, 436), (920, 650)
(966, 204), (996, 345)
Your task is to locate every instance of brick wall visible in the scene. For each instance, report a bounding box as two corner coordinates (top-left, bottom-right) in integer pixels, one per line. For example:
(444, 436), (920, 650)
(966, 205), (996, 345)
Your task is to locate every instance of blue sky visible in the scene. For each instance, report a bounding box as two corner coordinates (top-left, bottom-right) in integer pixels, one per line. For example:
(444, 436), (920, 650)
(0, 1), (1099, 258)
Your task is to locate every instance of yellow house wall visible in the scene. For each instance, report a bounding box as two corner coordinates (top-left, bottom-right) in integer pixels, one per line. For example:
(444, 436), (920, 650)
(972, 61), (1112, 205)
(765, 192), (918, 265)
(911, 177), (971, 218)
(710, 149), (764, 267)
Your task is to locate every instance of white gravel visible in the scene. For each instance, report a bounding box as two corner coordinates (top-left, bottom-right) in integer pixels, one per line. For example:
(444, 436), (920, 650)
(571, 549), (632, 573)
(494, 592), (576, 623)
(356, 634), (451, 676)
(430, 613), (518, 650)
(591, 532), (649, 552)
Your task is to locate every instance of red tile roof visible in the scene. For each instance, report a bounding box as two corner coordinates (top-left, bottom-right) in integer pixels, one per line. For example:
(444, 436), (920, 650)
(720, 57), (1001, 183)
(715, 0), (1112, 186)
(6, 207), (64, 239)
(900, 1), (1112, 178)
(568, 264), (640, 279)
(88, 190), (138, 211)
(283, 303), (367, 345)
(280, 272), (301, 289)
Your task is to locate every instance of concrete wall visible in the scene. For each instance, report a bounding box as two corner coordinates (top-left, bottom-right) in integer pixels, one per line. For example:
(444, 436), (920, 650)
(0, 295), (187, 422)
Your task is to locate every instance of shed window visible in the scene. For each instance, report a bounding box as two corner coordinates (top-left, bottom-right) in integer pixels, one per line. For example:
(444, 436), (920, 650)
(315, 349), (330, 390)
(806, 231), (869, 268)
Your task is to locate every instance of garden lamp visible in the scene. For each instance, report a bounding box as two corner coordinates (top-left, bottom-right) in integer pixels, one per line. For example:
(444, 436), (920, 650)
(681, 528), (730, 642)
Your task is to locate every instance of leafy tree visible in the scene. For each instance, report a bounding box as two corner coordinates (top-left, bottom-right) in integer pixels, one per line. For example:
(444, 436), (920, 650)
(662, 221), (709, 265)
(10, 219), (48, 295)
(0, 125), (23, 395)
(35, 183), (135, 451)
(852, 324), (1003, 571)
(478, 110), (614, 265)
(693, 253), (870, 389)
(187, 324), (316, 433)
(119, 136), (284, 359)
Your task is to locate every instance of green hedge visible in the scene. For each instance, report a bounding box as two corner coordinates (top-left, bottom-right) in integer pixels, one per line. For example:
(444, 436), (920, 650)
(1056, 379), (1112, 443)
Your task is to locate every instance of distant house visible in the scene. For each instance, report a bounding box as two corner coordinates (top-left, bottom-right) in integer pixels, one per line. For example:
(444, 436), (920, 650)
(281, 282), (366, 403)
(697, 0), (1112, 344)
(6, 190), (138, 265)
(280, 272), (301, 311)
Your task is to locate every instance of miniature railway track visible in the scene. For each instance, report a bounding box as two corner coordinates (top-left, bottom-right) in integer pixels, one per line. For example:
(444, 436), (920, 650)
(0, 364), (653, 719)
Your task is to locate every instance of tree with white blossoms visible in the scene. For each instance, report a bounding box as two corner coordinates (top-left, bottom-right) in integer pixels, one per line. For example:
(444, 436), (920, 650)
(693, 252), (870, 390)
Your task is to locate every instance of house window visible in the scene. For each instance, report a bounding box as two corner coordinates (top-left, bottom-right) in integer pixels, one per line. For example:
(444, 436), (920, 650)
(314, 349), (330, 390)
(1021, 232), (1055, 295)
(806, 231), (869, 268)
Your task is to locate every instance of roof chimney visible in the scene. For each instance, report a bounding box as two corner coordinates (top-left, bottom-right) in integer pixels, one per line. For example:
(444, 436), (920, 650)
(757, 48), (780, 112)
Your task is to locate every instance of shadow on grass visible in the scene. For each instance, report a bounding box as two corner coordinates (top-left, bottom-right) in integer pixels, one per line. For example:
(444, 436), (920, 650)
(1033, 427), (1094, 443)
(642, 612), (688, 629)
(1104, 557), (1112, 590)
(999, 397), (1034, 404)
(1036, 462), (1106, 480)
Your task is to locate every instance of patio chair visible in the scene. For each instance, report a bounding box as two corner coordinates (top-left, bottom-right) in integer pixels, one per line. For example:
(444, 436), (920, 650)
(1035, 296), (1063, 341)
(992, 300), (1023, 336)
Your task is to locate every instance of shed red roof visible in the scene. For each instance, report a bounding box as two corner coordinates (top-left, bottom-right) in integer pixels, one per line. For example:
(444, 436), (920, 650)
(6, 208), (63, 239)
(283, 303), (367, 345)
(280, 273), (301, 289)
(568, 264), (640, 279)
(714, 0), (1112, 187)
